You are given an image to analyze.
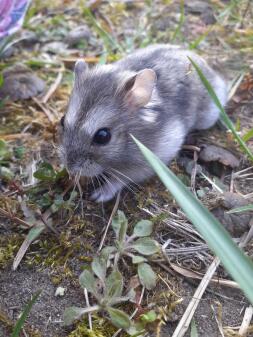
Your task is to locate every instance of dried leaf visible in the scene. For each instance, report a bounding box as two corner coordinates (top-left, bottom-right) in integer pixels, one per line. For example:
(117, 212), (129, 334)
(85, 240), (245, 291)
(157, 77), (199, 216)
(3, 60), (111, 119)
(199, 144), (240, 168)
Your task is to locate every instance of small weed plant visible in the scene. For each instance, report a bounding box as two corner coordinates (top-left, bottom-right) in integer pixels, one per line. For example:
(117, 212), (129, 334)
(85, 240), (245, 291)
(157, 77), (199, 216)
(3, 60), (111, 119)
(64, 210), (160, 335)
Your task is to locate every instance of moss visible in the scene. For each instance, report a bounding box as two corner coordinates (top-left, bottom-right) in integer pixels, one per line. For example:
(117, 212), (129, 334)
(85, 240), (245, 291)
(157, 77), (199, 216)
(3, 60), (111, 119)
(0, 234), (22, 269)
(68, 317), (117, 337)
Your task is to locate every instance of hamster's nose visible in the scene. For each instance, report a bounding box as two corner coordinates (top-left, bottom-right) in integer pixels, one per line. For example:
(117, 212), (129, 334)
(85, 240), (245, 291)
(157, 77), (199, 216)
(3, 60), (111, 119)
(66, 152), (93, 173)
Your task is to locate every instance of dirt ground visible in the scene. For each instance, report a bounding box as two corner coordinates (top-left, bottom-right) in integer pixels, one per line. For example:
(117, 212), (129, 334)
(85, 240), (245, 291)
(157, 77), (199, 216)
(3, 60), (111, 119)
(0, 1), (253, 337)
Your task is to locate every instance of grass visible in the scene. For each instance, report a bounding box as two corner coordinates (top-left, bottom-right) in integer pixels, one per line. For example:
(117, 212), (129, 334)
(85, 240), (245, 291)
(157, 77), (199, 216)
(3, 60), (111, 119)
(10, 291), (41, 337)
(188, 57), (253, 162)
(133, 135), (253, 305)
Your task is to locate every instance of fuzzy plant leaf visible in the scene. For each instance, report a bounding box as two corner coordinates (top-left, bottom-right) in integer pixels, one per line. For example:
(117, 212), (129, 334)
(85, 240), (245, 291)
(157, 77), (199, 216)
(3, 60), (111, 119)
(132, 237), (159, 255)
(92, 256), (107, 282)
(0, 166), (14, 181)
(138, 263), (157, 290)
(79, 270), (96, 294)
(63, 307), (85, 326)
(105, 270), (123, 300)
(107, 307), (131, 329)
(101, 246), (117, 259)
(112, 210), (128, 242)
(133, 220), (153, 237)
(0, 139), (11, 160)
(132, 255), (147, 264)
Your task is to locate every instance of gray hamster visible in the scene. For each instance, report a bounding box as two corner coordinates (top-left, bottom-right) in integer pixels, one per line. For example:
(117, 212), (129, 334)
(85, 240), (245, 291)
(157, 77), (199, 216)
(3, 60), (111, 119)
(59, 44), (227, 202)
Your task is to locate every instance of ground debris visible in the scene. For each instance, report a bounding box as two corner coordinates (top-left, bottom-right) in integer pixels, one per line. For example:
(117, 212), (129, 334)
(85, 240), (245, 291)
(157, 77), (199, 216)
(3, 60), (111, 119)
(199, 144), (240, 169)
(65, 25), (92, 47)
(0, 64), (46, 101)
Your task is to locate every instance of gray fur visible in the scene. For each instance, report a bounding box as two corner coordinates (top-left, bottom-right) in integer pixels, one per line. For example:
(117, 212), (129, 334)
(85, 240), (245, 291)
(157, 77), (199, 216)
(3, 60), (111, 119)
(60, 44), (227, 202)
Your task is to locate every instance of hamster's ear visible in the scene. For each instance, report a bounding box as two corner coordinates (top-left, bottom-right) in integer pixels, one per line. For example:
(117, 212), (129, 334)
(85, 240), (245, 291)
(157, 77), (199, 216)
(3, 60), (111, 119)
(74, 59), (88, 78)
(124, 69), (157, 108)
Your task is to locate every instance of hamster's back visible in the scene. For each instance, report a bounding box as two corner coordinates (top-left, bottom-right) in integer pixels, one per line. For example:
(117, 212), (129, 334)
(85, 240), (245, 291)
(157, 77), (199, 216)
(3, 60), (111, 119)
(115, 44), (227, 131)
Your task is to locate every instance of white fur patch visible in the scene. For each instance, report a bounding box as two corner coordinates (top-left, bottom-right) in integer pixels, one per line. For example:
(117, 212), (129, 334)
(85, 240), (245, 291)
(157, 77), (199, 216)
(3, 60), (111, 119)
(141, 88), (161, 123)
(156, 119), (186, 164)
(204, 74), (227, 129)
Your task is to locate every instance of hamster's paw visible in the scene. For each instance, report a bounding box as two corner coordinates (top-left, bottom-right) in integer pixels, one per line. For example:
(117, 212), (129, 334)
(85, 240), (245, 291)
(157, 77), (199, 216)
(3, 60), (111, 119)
(90, 182), (122, 203)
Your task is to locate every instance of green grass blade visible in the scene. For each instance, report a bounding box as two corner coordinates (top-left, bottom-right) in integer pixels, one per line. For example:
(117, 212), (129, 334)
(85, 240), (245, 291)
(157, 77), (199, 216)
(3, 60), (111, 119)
(188, 57), (253, 162)
(83, 8), (123, 54)
(191, 319), (198, 337)
(132, 136), (253, 304)
(172, 0), (185, 42)
(11, 291), (41, 337)
(242, 128), (253, 142)
(227, 204), (253, 214)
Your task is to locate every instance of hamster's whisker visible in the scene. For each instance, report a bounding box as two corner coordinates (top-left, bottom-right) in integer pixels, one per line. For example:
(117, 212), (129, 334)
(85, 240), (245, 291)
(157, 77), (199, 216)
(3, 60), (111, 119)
(101, 173), (116, 197)
(77, 170), (84, 217)
(107, 170), (136, 195)
(90, 176), (96, 193)
(110, 168), (141, 189)
(94, 174), (104, 195)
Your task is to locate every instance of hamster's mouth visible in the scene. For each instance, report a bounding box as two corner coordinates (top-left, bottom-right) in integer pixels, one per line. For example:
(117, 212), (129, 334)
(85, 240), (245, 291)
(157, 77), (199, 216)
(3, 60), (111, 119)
(67, 162), (104, 179)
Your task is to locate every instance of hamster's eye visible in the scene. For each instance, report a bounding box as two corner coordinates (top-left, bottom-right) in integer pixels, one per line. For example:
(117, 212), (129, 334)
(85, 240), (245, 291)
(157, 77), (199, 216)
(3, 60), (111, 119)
(60, 116), (65, 128)
(93, 128), (111, 145)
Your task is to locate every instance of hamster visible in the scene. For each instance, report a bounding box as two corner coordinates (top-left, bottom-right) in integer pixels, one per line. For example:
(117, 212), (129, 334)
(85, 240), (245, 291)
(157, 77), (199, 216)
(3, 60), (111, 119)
(59, 44), (227, 202)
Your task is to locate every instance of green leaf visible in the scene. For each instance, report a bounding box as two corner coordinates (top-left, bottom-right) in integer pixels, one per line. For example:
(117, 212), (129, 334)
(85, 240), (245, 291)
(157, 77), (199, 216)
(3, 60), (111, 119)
(242, 128), (253, 142)
(0, 166), (14, 181)
(55, 167), (68, 180)
(137, 263), (157, 290)
(132, 255), (147, 264)
(92, 256), (107, 282)
(188, 57), (253, 162)
(0, 73), (4, 87)
(112, 210), (128, 242)
(132, 136), (253, 304)
(101, 246), (117, 259)
(14, 146), (25, 159)
(27, 225), (45, 242)
(105, 270), (123, 300)
(107, 307), (131, 329)
(33, 162), (56, 182)
(140, 310), (157, 323)
(191, 319), (198, 337)
(11, 291), (41, 337)
(63, 307), (87, 326)
(132, 237), (159, 255)
(0, 139), (10, 159)
(226, 204), (253, 214)
(134, 220), (153, 237)
(79, 270), (96, 294)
